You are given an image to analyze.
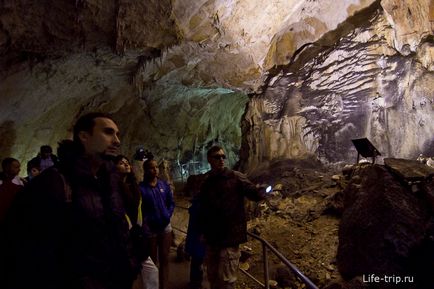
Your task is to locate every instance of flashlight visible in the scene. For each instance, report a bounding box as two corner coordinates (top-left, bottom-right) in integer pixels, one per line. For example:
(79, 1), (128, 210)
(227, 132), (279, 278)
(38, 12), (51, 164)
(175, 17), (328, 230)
(266, 185), (272, 193)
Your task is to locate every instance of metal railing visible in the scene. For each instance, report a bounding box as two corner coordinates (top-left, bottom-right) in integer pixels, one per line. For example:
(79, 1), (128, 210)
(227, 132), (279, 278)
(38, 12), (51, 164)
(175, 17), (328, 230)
(173, 205), (318, 289)
(242, 231), (319, 289)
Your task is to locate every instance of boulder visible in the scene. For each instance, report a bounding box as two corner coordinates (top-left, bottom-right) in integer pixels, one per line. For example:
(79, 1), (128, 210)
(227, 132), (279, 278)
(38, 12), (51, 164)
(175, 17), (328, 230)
(337, 164), (433, 288)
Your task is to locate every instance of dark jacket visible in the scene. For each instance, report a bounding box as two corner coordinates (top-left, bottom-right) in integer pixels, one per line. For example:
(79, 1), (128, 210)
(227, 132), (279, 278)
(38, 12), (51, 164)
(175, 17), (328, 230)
(4, 156), (133, 289)
(3, 167), (73, 289)
(197, 168), (265, 247)
(0, 175), (24, 224)
(67, 157), (132, 288)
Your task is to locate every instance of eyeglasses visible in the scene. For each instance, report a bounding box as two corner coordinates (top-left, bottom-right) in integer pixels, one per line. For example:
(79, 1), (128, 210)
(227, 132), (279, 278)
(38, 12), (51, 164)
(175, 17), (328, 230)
(211, 154), (226, 160)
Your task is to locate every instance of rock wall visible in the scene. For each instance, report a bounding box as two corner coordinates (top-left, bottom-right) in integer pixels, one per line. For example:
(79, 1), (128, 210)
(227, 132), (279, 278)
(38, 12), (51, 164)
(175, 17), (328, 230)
(337, 162), (434, 288)
(0, 0), (177, 57)
(0, 49), (248, 176)
(0, 0), (432, 175)
(240, 1), (434, 171)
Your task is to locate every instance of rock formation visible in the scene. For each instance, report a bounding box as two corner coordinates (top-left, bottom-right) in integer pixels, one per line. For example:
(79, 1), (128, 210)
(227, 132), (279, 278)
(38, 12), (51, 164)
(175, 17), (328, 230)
(337, 160), (434, 288)
(0, 0), (433, 176)
(240, 0), (434, 171)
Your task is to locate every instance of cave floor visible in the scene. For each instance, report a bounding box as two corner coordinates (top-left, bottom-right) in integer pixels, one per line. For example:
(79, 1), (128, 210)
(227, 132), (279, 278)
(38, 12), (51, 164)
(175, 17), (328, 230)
(163, 184), (343, 289)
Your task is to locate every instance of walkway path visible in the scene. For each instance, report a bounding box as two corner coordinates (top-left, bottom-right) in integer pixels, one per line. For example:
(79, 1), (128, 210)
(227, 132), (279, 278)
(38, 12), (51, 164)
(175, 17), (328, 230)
(168, 248), (191, 289)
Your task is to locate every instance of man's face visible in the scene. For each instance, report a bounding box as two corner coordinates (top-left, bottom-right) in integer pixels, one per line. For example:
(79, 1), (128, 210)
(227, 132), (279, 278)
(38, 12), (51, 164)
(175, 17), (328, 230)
(79, 117), (121, 157)
(41, 151), (51, 159)
(208, 149), (226, 172)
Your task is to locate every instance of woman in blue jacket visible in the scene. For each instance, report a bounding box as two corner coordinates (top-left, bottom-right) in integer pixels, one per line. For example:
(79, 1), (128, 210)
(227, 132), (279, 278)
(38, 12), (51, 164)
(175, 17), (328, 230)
(140, 157), (175, 289)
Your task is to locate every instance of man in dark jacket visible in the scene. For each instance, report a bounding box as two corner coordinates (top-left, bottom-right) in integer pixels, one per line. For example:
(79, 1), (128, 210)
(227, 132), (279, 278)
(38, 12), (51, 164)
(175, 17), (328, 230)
(5, 112), (133, 289)
(29, 145), (59, 172)
(197, 145), (266, 289)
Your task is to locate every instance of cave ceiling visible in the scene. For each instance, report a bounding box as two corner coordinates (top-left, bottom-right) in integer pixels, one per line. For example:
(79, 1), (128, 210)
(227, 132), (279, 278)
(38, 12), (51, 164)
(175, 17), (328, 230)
(0, 0), (433, 175)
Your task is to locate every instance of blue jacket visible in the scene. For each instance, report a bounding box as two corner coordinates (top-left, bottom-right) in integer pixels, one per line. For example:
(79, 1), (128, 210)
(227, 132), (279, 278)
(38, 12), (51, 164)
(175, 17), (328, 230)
(139, 179), (175, 234)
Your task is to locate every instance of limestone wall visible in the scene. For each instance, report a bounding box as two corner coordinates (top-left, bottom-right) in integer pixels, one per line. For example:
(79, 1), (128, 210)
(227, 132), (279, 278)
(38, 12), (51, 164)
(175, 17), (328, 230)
(240, 1), (434, 171)
(0, 0), (432, 174)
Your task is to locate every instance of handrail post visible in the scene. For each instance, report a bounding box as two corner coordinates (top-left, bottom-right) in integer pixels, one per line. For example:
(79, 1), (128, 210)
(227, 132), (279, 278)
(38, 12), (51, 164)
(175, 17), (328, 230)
(247, 232), (319, 289)
(263, 242), (270, 289)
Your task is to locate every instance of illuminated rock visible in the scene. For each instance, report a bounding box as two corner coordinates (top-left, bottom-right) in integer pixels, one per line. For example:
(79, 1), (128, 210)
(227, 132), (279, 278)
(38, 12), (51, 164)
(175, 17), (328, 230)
(0, 0), (432, 174)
